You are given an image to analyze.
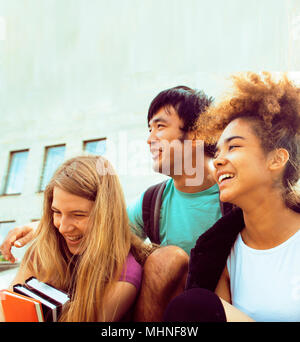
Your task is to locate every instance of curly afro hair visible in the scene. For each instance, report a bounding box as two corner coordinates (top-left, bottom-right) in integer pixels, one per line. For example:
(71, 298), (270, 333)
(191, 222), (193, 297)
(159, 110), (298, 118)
(195, 72), (300, 212)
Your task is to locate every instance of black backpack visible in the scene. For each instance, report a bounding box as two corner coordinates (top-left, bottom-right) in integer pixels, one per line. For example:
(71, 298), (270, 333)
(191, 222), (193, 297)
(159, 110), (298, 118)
(142, 180), (233, 244)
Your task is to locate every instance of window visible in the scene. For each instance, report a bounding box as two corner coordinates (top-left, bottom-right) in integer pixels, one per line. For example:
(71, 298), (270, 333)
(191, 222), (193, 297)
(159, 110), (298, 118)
(40, 145), (66, 191)
(5, 150), (29, 194)
(84, 138), (106, 155)
(0, 221), (15, 246)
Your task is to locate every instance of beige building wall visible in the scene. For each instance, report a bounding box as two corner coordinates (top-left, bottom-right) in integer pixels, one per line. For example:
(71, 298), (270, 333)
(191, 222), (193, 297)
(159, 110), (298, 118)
(0, 0), (299, 261)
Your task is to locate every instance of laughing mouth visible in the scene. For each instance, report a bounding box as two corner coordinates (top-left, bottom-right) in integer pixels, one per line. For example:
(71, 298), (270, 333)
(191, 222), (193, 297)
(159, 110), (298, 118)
(65, 235), (83, 242)
(218, 173), (235, 183)
(150, 148), (163, 159)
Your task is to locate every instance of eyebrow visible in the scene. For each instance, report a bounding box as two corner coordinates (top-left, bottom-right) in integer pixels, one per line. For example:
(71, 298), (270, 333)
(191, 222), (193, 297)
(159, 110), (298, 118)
(51, 206), (89, 214)
(216, 135), (246, 152)
(225, 135), (245, 143)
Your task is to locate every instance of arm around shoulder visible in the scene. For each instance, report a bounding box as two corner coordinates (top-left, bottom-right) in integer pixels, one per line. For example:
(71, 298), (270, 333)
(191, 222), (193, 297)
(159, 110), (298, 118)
(0, 222), (38, 263)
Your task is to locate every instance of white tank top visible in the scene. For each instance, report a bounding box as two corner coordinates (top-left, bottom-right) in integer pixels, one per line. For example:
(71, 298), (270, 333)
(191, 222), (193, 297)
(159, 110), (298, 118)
(227, 230), (300, 322)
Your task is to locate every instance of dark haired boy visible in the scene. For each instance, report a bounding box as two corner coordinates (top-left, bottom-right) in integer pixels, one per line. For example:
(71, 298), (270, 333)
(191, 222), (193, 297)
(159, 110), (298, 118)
(127, 86), (224, 256)
(127, 86), (233, 321)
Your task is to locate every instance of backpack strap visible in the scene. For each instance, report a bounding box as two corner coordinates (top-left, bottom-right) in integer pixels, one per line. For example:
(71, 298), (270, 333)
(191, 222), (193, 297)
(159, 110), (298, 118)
(142, 180), (168, 244)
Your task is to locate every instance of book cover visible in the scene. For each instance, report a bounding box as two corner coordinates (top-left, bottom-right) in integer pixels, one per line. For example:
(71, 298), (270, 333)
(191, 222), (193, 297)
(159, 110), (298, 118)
(1, 277), (70, 322)
(0, 289), (44, 322)
(13, 284), (58, 322)
(25, 277), (70, 306)
(12, 277), (70, 321)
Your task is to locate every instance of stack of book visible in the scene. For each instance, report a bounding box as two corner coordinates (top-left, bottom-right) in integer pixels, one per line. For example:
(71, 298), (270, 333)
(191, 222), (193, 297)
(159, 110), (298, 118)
(0, 277), (70, 322)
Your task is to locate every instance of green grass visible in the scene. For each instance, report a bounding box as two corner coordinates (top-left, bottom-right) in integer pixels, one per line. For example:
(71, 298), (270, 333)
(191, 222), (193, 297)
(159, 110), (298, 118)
(0, 253), (7, 262)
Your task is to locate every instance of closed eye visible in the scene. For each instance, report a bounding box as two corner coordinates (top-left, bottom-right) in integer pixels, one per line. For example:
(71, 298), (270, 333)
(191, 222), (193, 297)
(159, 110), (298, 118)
(228, 145), (240, 151)
(213, 145), (241, 159)
(51, 208), (87, 217)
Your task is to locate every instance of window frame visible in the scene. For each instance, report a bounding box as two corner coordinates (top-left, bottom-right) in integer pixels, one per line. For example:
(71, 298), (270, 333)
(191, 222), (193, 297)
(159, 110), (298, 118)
(3, 149), (29, 196)
(39, 144), (66, 192)
(83, 138), (107, 155)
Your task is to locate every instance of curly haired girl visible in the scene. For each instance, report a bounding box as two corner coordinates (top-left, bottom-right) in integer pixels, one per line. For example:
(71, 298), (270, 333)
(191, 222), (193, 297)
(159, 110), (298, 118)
(165, 72), (300, 322)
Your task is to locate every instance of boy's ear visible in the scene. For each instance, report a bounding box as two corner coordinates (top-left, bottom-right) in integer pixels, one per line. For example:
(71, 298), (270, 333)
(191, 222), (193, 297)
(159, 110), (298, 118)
(268, 148), (290, 171)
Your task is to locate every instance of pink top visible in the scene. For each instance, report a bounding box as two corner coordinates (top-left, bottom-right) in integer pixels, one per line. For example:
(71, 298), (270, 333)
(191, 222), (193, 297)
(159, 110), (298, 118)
(119, 252), (143, 291)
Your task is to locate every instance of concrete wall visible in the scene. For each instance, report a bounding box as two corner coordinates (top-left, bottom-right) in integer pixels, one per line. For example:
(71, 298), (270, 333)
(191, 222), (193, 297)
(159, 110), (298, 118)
(0, 0), (298, 259)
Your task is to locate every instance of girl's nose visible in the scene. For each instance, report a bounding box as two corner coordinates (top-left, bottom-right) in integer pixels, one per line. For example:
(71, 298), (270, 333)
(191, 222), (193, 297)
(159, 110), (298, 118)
(58, 216), (74, 235)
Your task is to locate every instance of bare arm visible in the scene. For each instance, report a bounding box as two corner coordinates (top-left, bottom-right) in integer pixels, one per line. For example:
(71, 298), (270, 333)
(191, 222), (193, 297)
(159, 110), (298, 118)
(100, 281), (138, 322)
(8, 264), (137, 322)
(215, 265), (231, 303)
(0, 222), (39, 263)
(215, 266), (254, 322)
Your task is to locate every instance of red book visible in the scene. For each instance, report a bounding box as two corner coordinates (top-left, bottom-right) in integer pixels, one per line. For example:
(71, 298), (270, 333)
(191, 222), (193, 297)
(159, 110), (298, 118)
(0, 289), (44, 322)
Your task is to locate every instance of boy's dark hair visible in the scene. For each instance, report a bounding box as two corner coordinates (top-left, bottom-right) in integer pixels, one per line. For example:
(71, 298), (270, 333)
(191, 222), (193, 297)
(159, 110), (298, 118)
(147, 85), (215, 156)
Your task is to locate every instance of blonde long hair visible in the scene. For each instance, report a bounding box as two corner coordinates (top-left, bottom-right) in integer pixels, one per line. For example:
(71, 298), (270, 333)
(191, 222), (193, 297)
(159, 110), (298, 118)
(22, 155), (155, 321)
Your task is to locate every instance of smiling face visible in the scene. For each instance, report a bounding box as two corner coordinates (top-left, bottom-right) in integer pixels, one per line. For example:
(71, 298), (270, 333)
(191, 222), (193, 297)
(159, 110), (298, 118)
(213, 118), (274, 206)
(51, 186), (94, 255)
(147, 106), (190, 176)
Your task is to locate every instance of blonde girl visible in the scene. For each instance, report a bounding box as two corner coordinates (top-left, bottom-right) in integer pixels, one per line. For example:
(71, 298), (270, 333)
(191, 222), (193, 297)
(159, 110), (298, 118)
(11, 155), (154, 322)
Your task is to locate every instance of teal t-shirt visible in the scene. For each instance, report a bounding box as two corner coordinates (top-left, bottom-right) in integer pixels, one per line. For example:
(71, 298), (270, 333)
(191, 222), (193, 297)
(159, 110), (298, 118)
(127, 179), (222, 255)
